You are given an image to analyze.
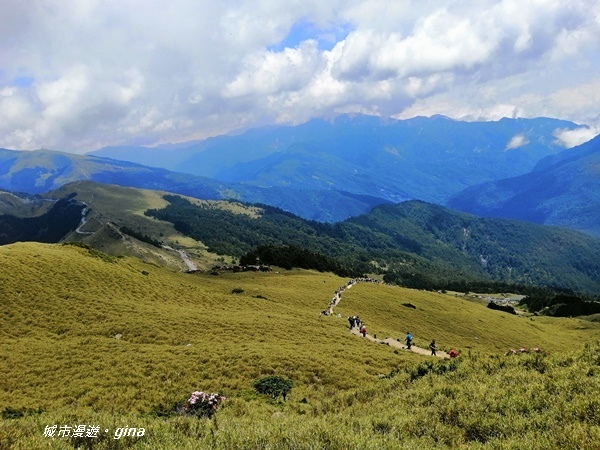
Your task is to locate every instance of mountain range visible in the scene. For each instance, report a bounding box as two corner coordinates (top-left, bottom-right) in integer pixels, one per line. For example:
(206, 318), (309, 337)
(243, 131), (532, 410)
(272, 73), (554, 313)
(5, 114), (599, 231)
(2, 181), (600, 297)
(89, 114), (600, 235)
(0, 147), (390, 222)
(448, 134), (600, 237)
(90, 114), (579, 204)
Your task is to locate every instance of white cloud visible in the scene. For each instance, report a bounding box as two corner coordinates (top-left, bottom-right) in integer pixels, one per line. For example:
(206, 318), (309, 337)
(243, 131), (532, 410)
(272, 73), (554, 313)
(224, 41), (322, 97)
(505, 134), (529, 150)
(0, 0), (599, 152)
(553, 127), (599, 148)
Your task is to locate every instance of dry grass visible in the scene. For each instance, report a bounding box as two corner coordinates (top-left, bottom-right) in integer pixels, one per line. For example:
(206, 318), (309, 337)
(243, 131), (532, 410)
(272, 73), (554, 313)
(0, 243), (410, 412)
(337, 283), (600, 354)
(2, 242), (600, 449)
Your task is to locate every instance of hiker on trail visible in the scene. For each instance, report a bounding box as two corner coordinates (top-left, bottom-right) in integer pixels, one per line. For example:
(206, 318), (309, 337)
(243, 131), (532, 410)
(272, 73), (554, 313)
(405, 332), (413, 349)
(361, 325), (367, 337)
(448, 349), (459, 358)
(429, 339), (437, 356)
(348, 316), (354, 329)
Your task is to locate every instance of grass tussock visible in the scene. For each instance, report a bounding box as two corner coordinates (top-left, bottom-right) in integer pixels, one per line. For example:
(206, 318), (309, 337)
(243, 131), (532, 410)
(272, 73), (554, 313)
(1, 242), (600, 448)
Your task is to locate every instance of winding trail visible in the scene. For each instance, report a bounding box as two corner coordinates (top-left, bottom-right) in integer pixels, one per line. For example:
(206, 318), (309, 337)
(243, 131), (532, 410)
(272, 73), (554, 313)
(326, 279), (450, 359)
(74, 202), (94, 235)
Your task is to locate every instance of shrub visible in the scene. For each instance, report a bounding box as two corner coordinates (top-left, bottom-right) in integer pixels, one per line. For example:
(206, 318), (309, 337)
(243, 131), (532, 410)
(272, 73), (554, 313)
(1, 406), (44, 419)
(408, 359), (460, 381)
(253, 375), (294, 401)
(180, 391), (226, 419)
(487, 301), (517, 315)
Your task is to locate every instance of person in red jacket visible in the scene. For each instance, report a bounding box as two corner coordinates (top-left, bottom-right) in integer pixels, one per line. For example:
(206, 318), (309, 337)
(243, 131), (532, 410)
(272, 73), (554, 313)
(361, 325), (367, 337)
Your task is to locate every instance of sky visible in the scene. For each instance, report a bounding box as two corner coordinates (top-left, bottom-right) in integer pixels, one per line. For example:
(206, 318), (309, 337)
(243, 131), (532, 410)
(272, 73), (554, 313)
(1, 0), (600, 153)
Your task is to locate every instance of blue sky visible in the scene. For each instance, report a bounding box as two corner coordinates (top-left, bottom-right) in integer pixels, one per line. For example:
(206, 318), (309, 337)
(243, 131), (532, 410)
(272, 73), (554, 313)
(268, 20), (352, 52)
(1, 0), (599, 152)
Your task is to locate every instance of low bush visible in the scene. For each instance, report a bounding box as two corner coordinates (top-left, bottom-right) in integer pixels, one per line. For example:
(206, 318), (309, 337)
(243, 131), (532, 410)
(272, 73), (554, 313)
(253, 375), (294, 401)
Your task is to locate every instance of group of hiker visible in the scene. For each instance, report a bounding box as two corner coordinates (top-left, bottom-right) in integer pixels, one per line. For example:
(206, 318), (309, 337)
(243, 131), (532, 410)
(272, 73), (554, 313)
(348, 315), (368, 337)
(404, 331), (438, 356)
(321, 278), (458, 358)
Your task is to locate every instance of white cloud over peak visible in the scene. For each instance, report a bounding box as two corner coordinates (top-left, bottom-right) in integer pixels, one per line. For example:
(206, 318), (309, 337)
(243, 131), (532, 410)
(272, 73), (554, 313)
(0, 0), (599, 152)
(505, 134), (529, 150)
(553, 127), (600, 149)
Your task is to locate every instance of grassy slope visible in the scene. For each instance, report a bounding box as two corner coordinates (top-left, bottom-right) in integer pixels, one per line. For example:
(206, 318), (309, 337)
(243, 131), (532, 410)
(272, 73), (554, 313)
(0, 192), (47, 218)
(1, 242), (600, 449)
(338, 284), (599, 353)
(50, 181), (186, 242)
(0, 242), (410, 412)
(49, 181), (253, 270)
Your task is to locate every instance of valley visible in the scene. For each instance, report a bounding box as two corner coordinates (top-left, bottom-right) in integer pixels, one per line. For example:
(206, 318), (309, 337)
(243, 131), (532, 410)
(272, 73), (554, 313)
(1, 116), (599, 450)
(4, 3), (600, 448)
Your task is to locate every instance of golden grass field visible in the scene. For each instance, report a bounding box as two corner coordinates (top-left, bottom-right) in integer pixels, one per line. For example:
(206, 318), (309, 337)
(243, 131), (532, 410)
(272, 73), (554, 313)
(1, 242), (600, 449)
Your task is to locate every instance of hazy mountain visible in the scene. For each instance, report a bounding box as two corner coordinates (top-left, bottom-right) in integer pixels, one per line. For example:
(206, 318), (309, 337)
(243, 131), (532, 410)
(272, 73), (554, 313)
(88, 115), (580, 204)
(91, 124), (297, 174)
(0, 147), (228, 197)
(0, 148), (390, 221)
(1, 113), (591, 225)
(447, 134), (600, 237)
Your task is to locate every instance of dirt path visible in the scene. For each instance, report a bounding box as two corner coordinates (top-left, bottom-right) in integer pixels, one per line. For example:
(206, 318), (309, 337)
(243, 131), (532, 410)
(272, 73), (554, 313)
(161, 245), (198, 271)
(327, 279), (450, 359)
(350, 329), (449, 358)
(74, 202), (94, 235)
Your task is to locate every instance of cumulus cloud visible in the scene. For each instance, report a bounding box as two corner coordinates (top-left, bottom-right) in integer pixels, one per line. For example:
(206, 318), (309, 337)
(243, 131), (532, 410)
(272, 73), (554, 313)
(0, 0), (599, 152)
(505, 134), (529, 150)
(553, 127), (599, 148)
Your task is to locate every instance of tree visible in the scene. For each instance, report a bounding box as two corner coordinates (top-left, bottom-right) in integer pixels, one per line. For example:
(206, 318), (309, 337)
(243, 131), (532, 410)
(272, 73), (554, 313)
(253, 376), (294, 401)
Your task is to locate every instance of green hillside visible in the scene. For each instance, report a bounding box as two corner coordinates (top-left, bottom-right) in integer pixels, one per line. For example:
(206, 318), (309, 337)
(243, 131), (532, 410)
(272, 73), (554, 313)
(46, 181), (238, 271)
(3, 180), (600, 298)
(0, 191), (55, 217)
(144, 193), (600, 295)
(1, 242), (600, 448)
(3, 179), (597, 297)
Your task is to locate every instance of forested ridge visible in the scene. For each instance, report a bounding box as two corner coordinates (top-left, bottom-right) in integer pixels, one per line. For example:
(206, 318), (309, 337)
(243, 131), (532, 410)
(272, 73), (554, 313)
(0, 196), (84, 245)
(145, 195), (600, 300)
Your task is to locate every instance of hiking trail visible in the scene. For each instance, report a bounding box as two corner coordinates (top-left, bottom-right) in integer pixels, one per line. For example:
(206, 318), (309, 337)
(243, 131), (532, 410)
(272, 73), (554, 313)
(325, 279), (450, 359)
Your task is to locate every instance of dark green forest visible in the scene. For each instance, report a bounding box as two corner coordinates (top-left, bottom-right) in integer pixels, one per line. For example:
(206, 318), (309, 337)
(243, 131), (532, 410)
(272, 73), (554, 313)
(145, 196), (600, 303)
(0, 197), (83, 245)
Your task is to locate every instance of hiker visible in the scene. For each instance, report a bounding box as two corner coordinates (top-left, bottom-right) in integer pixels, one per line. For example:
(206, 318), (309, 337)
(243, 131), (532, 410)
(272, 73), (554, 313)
(448, 349), (459, 358)
(405, 332), (413, 349)
(429, 339), (437, 356)
(348, 316), (354, 329)
(361, 325), (367, 337)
